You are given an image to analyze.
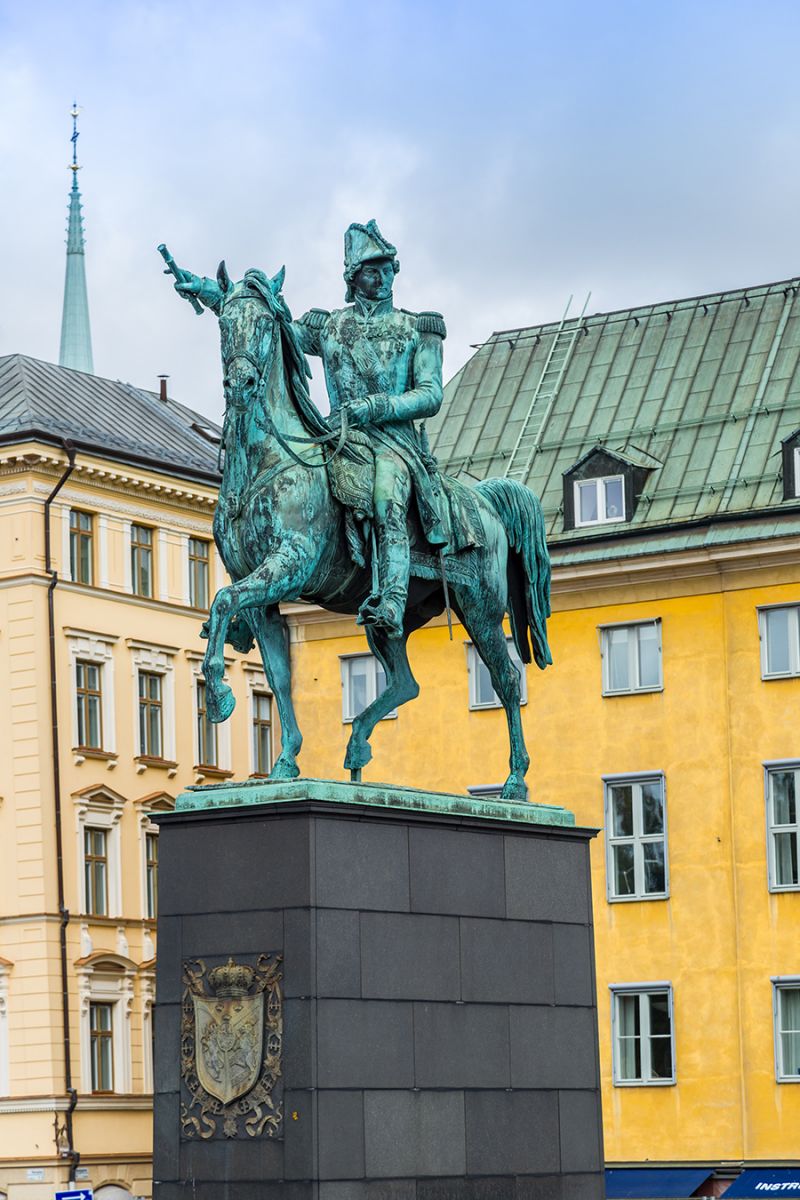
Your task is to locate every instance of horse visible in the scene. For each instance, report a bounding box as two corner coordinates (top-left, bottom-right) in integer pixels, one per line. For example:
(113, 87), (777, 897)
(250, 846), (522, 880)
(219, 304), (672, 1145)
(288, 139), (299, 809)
(198, 265), (552, 801)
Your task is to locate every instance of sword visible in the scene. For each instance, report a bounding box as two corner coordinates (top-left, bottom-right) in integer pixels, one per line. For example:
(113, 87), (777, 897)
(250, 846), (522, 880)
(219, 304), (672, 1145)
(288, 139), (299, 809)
(439, 550), (453, 641)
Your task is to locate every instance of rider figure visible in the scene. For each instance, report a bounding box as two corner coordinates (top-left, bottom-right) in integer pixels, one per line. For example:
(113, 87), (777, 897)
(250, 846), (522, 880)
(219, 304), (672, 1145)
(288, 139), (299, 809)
(295, 220), (448, 637)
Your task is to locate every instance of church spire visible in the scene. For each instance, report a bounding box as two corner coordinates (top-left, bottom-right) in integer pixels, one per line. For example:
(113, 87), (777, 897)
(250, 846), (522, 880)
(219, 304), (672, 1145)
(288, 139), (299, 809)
(58, 104), (94, 374)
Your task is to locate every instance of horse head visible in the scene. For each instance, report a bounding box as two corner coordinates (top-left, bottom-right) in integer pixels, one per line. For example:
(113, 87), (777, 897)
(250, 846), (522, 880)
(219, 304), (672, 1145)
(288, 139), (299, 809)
(217, 264), (288, 412)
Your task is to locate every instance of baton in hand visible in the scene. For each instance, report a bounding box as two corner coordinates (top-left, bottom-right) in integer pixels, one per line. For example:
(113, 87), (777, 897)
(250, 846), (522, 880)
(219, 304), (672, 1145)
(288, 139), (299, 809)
(157, 243), (204, 315)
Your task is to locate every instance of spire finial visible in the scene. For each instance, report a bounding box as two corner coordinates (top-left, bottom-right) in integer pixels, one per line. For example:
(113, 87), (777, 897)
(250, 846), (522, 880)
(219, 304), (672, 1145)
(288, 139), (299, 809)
(69, 102), (81, 178)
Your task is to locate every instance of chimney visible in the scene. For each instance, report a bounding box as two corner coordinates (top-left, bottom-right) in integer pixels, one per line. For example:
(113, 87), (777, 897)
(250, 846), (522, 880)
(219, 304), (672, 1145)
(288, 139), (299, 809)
(158, 374), (169, 402)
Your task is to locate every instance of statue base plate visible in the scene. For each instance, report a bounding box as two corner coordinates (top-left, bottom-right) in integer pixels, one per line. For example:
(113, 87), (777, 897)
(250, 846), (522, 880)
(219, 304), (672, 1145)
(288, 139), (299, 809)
(153, 779), (603, 1200)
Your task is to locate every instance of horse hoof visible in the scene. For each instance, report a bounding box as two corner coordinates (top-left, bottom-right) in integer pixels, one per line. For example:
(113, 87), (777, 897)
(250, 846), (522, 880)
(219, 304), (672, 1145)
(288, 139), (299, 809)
(344, 740), (373, 771)
(501, 775), (528, 802)
(207, 684), (236, 723)
(270, 757), (300, 781)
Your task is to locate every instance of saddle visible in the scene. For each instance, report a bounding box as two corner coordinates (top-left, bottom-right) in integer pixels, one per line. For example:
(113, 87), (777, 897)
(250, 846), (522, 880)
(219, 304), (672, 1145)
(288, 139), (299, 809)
(327, 431), (484, 581)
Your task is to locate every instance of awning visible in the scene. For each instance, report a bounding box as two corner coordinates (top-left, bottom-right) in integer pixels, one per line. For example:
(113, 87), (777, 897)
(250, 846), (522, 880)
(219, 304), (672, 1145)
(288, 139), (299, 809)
(724, 1170), (800, 1196)
(605, 1168), (713, 1197)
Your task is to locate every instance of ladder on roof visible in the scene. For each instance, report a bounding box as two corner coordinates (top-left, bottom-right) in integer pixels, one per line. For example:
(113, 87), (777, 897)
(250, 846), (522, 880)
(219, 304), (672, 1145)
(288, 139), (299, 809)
(503, 291), (591, 481)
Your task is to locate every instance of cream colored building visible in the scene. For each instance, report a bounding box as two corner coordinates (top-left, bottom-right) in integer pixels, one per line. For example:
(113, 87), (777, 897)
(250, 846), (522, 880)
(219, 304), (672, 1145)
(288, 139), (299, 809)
(0, 355), (274, 1200)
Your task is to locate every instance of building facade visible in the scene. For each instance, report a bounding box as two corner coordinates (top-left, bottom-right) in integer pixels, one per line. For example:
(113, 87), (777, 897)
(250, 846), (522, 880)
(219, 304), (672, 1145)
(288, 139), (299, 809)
(279, 277), (800, 1194)
(0, 356), (273, 1200)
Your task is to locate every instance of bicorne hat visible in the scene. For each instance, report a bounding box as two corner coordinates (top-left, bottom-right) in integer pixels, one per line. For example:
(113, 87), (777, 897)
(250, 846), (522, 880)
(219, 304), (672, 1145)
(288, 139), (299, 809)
(343, 219), (399, 301)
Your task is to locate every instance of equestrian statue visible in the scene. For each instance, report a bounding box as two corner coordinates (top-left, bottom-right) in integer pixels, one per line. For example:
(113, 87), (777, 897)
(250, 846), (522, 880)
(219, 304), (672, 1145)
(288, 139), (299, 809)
(160, 221), (552, 800)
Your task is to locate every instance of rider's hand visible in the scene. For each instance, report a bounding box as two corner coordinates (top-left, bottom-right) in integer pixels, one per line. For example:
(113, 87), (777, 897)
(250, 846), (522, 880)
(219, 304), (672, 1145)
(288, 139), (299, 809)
(174, 271), (202, 296)
(347, 398), (372, 427)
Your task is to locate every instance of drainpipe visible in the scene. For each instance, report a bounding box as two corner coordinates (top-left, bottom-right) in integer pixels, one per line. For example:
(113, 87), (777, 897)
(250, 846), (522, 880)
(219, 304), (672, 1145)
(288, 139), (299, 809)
(44, 440), (79, 1179)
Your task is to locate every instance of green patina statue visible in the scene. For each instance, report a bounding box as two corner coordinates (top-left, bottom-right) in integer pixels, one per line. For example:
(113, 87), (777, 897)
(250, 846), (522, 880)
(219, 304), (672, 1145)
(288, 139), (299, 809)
(162, 222), (552, 800)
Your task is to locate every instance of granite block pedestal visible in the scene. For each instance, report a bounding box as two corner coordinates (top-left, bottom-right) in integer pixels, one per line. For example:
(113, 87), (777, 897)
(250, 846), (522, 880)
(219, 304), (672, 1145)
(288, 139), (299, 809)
(152, 779), (603, 1200)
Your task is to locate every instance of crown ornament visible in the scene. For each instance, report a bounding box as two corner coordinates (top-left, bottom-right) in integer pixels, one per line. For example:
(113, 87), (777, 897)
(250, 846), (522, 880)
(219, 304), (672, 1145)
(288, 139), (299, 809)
(208, 957), (256, 998)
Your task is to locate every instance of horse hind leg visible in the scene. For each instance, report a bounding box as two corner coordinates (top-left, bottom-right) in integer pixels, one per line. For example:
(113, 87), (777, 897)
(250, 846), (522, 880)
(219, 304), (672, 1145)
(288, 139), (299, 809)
(458, 598), (530, 801)
(344, 622), (421, 777)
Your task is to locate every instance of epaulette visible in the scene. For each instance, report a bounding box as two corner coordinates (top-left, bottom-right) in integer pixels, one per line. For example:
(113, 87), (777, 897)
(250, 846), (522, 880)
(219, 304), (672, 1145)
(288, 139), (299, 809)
(416, 311), (447, 338)
(299, 308), (330, 330)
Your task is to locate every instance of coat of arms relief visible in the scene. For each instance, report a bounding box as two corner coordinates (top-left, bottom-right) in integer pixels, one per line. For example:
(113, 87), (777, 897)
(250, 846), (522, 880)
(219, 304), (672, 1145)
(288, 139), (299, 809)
(180, 954), (283, 1140)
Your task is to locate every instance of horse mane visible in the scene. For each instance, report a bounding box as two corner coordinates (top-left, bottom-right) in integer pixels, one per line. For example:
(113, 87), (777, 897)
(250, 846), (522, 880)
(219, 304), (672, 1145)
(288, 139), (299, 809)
(240, 269), (331, 440)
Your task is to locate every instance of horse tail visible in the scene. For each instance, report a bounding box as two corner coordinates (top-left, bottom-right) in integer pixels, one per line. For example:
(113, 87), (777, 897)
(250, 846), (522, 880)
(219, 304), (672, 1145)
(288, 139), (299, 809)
(475, 477), (553, 669)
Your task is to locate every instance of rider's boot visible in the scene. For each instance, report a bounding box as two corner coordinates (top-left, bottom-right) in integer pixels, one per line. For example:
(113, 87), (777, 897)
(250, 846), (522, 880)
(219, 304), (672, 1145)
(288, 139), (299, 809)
(357, 501), (409, 638)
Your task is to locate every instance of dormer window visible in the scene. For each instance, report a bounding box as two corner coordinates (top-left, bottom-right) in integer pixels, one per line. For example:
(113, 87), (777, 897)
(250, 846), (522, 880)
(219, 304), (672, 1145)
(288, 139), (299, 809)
(781, 429), (800, 500)
(794, 446), (800, 499)
(575, 475), (626, 527)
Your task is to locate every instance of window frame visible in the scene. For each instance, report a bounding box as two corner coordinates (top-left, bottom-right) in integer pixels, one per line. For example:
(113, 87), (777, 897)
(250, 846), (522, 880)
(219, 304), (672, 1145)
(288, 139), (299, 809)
(138, 670), (164, 759)
(65, 630), (117, 757)
(89, 1001), (115, 1093)
(773, 976), (800, 1083)
(466, 638), (528, 711)
(69, 509), (94, 585)
(77, 957), (134, 1094)
(188, 537), (211, 610)
(765, 761), (800, 893)
(610, 983), (676, 1087)
(195, 679), (218, 768)
(573, 475), (626, 528)
(599, 618), (663, 696)
(604, 772), (669, 902)
(130, 524), (155, 599)
(128, 641), (177, 767)
(84, 826), (109, 917)
(795, 446), (800, 498)
(340, 653), (397, 723)
(76, 660), (104, 751)
(758, 604), (800, 680)
(252, 690), (273, 776)
(135, 793), (174, 921)
(73, 787), (125, 918)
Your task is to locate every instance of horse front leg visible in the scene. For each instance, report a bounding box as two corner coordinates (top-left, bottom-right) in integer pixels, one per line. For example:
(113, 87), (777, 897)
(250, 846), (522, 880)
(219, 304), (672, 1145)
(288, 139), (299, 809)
(202, 545), (308, 723)
(244, 606), (303, 780)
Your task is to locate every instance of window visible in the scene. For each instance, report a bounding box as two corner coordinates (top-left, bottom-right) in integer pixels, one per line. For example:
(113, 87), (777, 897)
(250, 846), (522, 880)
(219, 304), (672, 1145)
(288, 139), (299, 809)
(795, 447), (800, 498)
(145, 832), (158, 919)
(611, 985), (675, 1085)
(341, 654), (396, 722)
(574, 476), (625, 527)
(188, 538), (210, 609)
(601, 620), (662, 694)
(77, 958), (134, 1094)
(84, 828), (109, 916)
(759, 605), (800, 679)
(76, 660), (103, 750)
(66, 630), (117, 757)
(138, 672), (164, 758)
(766, 765), (800, 890)
(131, 525), (154, 598)
(70, 510), (94, 584)
(0, 959), (10, 1097)
(774, 980), (800, 1081)
(605, 775), (667, 900)
(90, 1002), (114, 1092)
(196, 681), (218, 767)
(467, 639), (527, 710)
(74, 786), (124, 917)
(252, 691), (273, 775)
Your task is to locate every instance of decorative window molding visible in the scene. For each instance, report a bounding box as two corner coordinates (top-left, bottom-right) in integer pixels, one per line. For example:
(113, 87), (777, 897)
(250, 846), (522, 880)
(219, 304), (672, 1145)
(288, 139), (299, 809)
(466, 638), (527, 710)
(243, 664), (273, 776)
(127, 641), (178, 766)
(157, 530), (169, 603)
(73, 786), (126, 918)
(76, 954), (135, 1094)
(610, 982), (675, 1086)
(599, 619), (663, 695)
(188, 537), (211, 610)
(772, 976), (800, 1082)
(340, 653), (397, 723)
(130, 524), (155, 598)
(765, 763), (800, 891)
(69, 509), (94, 584)
(758, 604), (800, 679)
(0, 958), (11, 1097)
(141, 967), (156, 1094)
(134, 793), (175, 920)
(604, 773), (668, 901)
(64, 630), (118, 757)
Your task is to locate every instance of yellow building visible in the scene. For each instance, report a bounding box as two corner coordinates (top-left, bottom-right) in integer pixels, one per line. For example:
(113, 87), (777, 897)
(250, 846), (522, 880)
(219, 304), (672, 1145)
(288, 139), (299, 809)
(279, 278), (800, 1196)
(0, 356), (275, 1200)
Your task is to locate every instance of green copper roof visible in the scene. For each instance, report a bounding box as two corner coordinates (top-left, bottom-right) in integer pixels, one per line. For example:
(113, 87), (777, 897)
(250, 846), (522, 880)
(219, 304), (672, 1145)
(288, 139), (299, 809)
(59, 140), (93, 374)
(428, 277), (800, 553)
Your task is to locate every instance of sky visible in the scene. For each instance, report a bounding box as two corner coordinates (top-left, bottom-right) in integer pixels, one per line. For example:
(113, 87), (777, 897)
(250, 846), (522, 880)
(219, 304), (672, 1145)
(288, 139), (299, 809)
(3, 0), (800, 422)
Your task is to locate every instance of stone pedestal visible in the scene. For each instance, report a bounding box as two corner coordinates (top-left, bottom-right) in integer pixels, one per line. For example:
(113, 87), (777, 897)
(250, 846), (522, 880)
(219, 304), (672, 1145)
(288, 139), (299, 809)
(152, 779), (603, 1200)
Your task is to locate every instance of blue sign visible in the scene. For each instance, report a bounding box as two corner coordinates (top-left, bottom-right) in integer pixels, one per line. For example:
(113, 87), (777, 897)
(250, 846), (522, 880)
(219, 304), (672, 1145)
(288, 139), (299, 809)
(55, 1190), (93, 1200)
(725, 1172), (800, 1197)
